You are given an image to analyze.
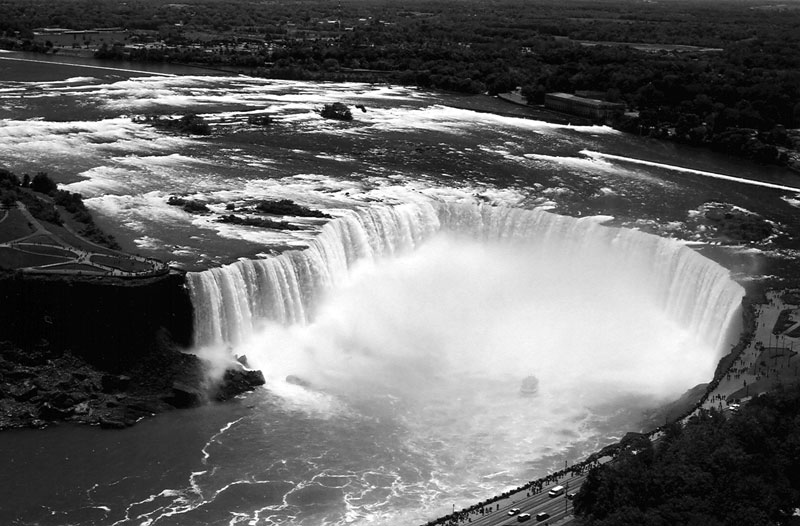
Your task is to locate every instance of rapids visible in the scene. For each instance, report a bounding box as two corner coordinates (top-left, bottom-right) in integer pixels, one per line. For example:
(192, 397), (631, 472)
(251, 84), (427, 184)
(0, 56), (770, 525)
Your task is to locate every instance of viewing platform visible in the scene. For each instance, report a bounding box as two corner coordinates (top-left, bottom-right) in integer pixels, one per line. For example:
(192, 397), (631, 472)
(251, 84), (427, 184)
(0, 201), (168, 278)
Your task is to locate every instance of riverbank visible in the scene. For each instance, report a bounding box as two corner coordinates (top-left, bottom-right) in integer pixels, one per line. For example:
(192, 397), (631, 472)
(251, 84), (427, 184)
(0, 271), (264, 430)
(699, 289), (800, 411)
(0, 336), (263, 430)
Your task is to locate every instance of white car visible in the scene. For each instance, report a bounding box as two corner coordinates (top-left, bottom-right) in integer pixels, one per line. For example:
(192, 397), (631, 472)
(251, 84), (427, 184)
(508, 508), (522, 516)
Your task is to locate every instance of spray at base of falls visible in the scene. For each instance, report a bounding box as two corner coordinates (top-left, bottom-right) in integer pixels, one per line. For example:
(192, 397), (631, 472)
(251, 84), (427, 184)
(188, 201), (744, 369)
(180, 199), (746, 525)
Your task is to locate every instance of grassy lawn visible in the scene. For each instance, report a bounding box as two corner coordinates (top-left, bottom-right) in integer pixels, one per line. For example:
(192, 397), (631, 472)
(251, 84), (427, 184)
(14, 243), (75, 258)
(1, 204), (156, 274)
(46, 262), (105, 272)
(91, 254), (155, 273)
(0, 247), (70, 269)
(0, 208), (37, 243)
(44, 223), (119, 256)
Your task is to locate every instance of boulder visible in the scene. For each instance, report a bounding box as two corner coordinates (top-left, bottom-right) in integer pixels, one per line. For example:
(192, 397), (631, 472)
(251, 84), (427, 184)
(215, 368), (266, 401)
(166, 381), (205, 408)
(99, 417), (128, 429)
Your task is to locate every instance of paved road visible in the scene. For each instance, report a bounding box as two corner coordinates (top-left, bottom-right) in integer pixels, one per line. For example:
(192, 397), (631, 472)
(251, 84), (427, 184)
(447, 470), (596, 526)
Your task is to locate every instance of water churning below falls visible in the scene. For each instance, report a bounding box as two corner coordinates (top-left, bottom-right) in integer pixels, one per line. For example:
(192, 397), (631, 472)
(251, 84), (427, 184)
(184, 200), (744, 525)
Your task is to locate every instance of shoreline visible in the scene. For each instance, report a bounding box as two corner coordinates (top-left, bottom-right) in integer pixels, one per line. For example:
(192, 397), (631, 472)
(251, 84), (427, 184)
(422, 287), (800, 526)
(3, 54), (800, 523)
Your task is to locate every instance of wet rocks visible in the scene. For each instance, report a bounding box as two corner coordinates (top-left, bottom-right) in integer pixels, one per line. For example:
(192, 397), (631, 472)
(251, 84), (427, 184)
(167, 381), (206, 408)
(0, 338), (266, 431)
(215, 368), (266, 402)
(319, 102), (353, 121)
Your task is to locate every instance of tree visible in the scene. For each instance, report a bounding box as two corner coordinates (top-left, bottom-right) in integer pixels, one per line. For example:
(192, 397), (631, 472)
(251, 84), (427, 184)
(30, 172), (57, 195)
(575, 387), (800, 526)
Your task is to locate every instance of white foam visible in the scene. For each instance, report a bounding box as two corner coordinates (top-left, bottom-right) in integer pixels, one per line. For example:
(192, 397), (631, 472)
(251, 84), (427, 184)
(0, 117), (195, 166)
(86, 191), (194, 233)
(781, 195), (800, 208)
(524, 152), (671, 188)
(583, 150), (800, 192)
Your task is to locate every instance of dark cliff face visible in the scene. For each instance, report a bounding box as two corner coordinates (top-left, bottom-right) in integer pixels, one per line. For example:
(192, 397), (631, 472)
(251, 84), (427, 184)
(0, 272), (194, 372)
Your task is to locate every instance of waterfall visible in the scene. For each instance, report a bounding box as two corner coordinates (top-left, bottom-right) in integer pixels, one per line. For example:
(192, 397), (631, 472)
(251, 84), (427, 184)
(187, 201), (744, 354)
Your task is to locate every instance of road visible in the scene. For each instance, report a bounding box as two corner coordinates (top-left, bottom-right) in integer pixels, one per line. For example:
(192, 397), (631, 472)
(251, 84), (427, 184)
(447, 470), (596, 526)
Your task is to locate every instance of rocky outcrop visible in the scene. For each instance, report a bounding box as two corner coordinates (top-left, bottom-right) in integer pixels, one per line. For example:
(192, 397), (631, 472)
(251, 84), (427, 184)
(0, 336), (265, 430)
(319, 102), (353, 121)
(0, 271), (192, 372)
(0, 272), (265, 430)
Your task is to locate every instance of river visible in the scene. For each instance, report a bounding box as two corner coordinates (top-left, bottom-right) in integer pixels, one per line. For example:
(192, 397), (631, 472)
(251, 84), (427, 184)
(0, 51), (798, 526)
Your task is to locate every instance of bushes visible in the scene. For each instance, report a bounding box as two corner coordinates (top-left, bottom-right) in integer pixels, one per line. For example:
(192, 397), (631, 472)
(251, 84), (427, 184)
(30, 172), (57, 195)
(18, 191), (62, 225)
(574, 386), (800, 525)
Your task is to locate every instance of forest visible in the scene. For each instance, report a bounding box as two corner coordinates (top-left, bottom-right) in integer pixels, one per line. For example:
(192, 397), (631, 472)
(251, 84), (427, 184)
(0, 0), (799, 163)
(573, 385), (800, 525)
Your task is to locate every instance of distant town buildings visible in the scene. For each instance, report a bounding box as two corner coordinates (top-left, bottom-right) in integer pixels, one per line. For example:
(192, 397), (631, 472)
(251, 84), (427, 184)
(544, 92), (625, 121)
(32, 27), (129, 48)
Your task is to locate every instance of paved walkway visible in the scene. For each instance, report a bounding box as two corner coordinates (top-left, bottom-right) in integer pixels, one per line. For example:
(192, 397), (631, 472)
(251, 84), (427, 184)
(1, 201), (168, 277)
(700, 290), (799, 413)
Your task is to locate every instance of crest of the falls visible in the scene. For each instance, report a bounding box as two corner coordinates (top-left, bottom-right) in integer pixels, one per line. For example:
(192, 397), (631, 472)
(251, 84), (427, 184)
(187, 201), (744, 361)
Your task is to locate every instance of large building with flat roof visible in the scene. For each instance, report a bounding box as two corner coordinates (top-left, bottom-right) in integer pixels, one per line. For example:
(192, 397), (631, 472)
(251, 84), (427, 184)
(544, 92), (625, 121)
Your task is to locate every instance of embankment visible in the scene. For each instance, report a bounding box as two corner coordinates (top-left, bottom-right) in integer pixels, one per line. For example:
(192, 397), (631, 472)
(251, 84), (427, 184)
(0, 271), (193, 371)
(0, 271), (263, 429)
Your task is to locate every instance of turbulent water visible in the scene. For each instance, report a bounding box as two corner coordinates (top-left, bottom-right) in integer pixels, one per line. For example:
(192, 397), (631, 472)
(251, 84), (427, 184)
(188, 200), (743, 368)
(177, 198), (746, 526)
(1, 52), (795, 526)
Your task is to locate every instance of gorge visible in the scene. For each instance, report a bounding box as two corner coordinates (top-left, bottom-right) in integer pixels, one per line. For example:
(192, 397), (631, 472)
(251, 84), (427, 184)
(0, 57), (791, 526)
(187, 200), (745, 435)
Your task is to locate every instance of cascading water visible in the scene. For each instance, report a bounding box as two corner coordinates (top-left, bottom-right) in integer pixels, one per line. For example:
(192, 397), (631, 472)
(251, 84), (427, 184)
(182, 199), (746, 525)
(188, 200), (743, 358)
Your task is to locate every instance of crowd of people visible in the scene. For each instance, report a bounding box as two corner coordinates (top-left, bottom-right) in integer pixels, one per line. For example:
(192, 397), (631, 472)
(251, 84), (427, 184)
(424, 457), (604, 526)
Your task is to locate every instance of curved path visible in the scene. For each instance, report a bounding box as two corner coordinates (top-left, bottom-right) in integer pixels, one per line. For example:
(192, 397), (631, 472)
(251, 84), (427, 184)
(0, 202), (168, 277)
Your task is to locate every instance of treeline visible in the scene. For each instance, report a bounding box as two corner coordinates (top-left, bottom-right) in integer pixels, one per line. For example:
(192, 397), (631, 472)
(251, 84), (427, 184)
(0, 168), (118, 249)
(573, 385), (800, 525)
(3, 0), (800, 163)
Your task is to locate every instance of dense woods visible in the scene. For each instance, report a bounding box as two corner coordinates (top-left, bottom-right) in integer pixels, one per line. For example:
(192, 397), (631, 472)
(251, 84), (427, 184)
(573, 385), (800, 525)
(0, 0), (799, 164)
